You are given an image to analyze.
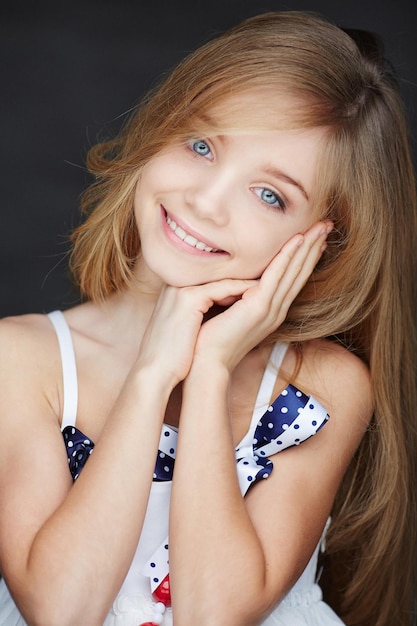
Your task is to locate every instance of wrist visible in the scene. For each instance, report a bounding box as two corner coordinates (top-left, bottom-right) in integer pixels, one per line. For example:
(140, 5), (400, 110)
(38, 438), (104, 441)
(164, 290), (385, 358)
(129, 362), (177, 403)
(186, 357), (231, 390)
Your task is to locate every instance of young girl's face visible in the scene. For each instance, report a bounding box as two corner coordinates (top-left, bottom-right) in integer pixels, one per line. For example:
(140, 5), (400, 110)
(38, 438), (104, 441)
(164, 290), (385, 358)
(133, 94), (326, 288)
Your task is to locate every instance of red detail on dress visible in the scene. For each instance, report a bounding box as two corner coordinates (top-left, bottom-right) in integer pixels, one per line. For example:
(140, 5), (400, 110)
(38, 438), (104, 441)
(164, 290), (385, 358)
(138, 574), (171, 625)
(152, 573), (171, 605)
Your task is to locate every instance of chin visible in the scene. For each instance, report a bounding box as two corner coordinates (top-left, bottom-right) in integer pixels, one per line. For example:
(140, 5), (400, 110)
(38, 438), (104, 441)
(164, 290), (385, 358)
(150, 266), (205, 288)
(165, 276), (206, 288)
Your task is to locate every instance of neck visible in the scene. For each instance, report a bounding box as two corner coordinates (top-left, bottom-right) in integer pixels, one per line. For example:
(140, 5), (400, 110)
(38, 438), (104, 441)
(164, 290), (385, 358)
(77, 284), (160, 355)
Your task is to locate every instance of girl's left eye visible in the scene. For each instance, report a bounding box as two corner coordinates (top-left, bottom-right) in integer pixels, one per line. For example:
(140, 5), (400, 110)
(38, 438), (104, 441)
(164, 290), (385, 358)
(253, 187), (286, 210)
(191, 139), (213, 159)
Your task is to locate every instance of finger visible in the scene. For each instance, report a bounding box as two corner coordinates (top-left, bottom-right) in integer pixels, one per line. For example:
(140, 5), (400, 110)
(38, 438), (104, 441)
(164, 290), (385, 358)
(215, 294), (246, 307)
(252, 224), (330, 329)
(276, 236), (326, 309)
(261, 221), (331, 298)
(178, 278), (259, 316)
(279, 222), (331, 294)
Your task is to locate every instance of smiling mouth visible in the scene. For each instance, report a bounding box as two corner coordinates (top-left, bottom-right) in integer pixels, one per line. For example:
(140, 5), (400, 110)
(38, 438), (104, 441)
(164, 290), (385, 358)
(165, 214), (224, 253)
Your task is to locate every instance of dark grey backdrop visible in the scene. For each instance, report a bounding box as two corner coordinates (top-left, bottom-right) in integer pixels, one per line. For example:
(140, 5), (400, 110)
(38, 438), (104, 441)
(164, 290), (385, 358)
(1, 0), (416, 317)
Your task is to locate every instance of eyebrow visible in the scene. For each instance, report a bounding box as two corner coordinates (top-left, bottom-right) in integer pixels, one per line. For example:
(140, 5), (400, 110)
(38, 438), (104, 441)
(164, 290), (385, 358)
(263, 165), (309, 201)
(217, 135), (310, 201)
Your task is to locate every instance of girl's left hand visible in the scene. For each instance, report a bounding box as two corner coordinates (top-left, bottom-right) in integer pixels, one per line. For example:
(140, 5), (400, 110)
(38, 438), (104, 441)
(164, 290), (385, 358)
(193, 220), (332, 372)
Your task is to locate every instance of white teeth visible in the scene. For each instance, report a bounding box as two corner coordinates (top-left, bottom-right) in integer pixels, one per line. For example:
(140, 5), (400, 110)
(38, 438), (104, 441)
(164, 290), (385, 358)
(184, 234), (198, 246)
(166, 215), (219, 252)
(175, 226), (186, 240)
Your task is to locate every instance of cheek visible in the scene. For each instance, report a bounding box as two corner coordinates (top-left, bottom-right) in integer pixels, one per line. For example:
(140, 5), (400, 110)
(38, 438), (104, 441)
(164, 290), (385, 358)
(133, 166), (163, 217)
(238, 226), (300, 277)
(238, 244), (280, 279)
(143, 151), (185, 183)
(249, 230), (286, 260)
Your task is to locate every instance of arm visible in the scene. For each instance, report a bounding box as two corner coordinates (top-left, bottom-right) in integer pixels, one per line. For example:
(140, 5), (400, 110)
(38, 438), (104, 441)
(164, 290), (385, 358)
(0, 277), (265, 626)
(0, 315), (176, 626)
(170, 343), (371, 625)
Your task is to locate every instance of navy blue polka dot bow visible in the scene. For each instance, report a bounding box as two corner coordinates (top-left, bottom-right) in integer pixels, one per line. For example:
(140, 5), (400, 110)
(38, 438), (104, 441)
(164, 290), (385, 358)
(235, 383), (329, 495)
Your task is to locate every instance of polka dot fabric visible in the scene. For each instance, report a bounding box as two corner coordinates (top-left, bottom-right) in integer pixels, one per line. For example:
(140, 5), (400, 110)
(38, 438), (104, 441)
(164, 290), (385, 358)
(153, 426), (177, 481)
(62, 424), (178, 484)
(63, 425), (95, 480)
(256, 384), (313, 444)
(235, 383), (329, 495)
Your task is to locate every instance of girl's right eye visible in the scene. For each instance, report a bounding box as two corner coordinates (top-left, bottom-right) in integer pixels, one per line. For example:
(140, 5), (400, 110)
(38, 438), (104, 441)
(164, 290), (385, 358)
(190, 139), (213, 159)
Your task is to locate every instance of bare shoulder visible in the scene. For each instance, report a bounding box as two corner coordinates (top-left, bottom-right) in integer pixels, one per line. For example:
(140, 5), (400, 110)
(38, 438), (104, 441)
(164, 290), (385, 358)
(0, 312), (59, 369)
(0, 313), (62, 420)
(299, 338), (372, 401)
(0, 312), (54, 356)
(0, 311), (53, 340)
(295, 338), (373, 446)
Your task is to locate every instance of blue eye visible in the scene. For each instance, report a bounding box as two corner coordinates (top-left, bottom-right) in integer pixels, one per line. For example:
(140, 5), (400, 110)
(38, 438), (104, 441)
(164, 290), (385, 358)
(253, 187), (286, 210)
(191, 139), (212, 158)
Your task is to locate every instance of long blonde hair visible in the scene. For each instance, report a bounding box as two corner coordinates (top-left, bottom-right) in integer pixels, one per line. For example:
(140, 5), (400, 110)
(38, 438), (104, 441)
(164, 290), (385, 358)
(70, 12), (417, 625)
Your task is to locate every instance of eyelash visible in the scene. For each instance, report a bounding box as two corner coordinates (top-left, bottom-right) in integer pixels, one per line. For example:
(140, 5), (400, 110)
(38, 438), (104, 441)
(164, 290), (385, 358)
(252, 187), (286, 211)
(189, 138), (287, 211)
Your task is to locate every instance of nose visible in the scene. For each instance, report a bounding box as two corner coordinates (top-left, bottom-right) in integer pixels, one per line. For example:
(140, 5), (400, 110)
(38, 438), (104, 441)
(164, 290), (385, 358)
(184, 167), (232, 226)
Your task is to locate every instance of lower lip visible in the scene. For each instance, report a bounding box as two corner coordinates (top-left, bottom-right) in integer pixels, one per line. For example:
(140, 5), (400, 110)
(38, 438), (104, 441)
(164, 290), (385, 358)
(160, 208), (228, 257)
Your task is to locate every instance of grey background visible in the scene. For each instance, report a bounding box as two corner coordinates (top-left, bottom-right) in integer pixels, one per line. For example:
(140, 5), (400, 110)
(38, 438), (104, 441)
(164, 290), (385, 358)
(1, 0), (416, 317)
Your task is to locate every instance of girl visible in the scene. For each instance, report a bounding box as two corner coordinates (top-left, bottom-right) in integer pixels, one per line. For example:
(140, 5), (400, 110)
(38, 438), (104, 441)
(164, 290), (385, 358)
(0, 11), (416, 626)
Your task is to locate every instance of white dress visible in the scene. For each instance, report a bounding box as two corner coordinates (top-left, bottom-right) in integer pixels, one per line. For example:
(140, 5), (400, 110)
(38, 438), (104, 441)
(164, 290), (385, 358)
(0, 311), (345, 625)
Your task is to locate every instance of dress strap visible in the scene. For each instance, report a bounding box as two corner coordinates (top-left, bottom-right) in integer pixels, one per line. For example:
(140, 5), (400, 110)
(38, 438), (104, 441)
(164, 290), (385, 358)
(47, 310), (78, 430)
(251, 342), (289, 424)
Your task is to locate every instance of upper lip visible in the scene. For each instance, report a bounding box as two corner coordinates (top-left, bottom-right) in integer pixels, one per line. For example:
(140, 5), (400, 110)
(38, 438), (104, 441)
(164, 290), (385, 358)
(163, 207), (227, 253)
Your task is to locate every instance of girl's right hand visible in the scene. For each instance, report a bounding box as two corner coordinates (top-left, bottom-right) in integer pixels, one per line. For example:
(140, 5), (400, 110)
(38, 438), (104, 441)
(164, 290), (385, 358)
(135, 278), (257, 387)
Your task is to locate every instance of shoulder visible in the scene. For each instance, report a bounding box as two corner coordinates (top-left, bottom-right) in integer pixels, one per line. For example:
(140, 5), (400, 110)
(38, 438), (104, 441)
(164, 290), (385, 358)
(0, 313), (59, 366)
(0, 313), (63, 419)
(299, 338), (372, 404)
(0, 312), (55, 357)
(0, 311), (52, 337)
(299, 338), (371, 386)
(293, 338), (373, 451)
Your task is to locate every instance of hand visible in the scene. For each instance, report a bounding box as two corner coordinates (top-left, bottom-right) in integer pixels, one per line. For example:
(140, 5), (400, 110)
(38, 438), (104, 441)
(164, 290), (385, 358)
(135, 278), (258, 387)
(192, 220), (332, 372)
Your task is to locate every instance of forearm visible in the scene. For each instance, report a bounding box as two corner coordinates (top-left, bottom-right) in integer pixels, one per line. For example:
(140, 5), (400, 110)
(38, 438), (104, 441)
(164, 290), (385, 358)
(21, 365), (171, 626)
(169, 361), (270, 625)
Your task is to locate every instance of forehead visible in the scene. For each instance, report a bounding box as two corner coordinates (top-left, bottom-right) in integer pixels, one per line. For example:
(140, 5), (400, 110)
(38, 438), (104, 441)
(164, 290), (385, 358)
(192, 89), (316, 135)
